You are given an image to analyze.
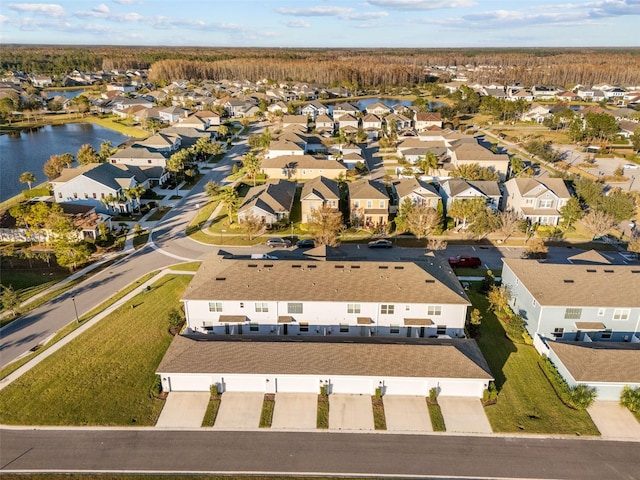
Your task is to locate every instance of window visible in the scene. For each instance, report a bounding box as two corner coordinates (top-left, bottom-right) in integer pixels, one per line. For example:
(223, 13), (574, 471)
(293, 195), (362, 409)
(340, 324), (349, 333)
(92, 193), (97, 199)
(601, 329), (612, 339)
(288, 302), (303, 314)
(613, 309), (630, 321)
(390, 325), (400, 334)
(564, 308), (582, 319)
(73, 192), (78, 199)
(354, 200), (360, 208)
(381, 304), (395, 315)
(367, 200), (373, 208)
(552, 327), (564, 338)
(597, 308), (605, 317)
(427, 305), (442, 316)
(208, 302), (222, 312)
(347, 303), (361, 314)
(539, 198), (553, 208)
(249, 323), (259, 332)
(436, 325), (447, 335)
(147, 159), (152, 164)
(532, 299), (537, 307)
(58, 192), (62, 198)
(84, 193), (89, 199)
(255, 302), (269, 313)
(379, 200), (385, 208)
(405, 305), (411, 311)
(299, 323), (309, 332)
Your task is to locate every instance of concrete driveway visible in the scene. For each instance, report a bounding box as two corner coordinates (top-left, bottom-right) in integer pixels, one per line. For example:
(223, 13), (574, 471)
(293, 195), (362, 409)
(438, 397), (492, 434)
(213, 392), (264, 430)
(271, 393), (317, 430)
(329, 394), (374, 430)
(588, 401), (640, 440)
(155, 392), (210, 428)
(383, 396), (432, 432)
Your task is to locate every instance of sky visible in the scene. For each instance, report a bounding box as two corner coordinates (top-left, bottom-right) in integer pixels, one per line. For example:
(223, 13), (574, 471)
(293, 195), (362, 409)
(1, 0), (639, 48)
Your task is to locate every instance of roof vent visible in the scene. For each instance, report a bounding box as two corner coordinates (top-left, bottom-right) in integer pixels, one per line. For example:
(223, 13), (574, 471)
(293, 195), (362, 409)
(351, 265), (360, 269)
(335, 265), (344, 269)
(604, 269), (614, 273)
(215, 277), (226, 281)
(425, 279), (435, 283)
(632, 270), (640, 274)
(586, 269), (596, 273)
(563, 279), (574, 283)
(248, 264), (258, 268)
(292, 265), (302, 268)
(264, 264), (274, 268)
(394, 266), (404, 270)
(308, 265), (317, 269)
(379, 266), (389, 270)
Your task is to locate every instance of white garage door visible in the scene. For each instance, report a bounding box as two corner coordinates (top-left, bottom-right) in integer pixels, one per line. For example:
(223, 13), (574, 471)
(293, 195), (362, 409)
(331, 377), (372, 394)
(384, 378), (428, 396)
(276, 376), (319, 393)
(438, 380), (479, 397)
(168, 374), (211, 392)
(222, 375), (266, 392)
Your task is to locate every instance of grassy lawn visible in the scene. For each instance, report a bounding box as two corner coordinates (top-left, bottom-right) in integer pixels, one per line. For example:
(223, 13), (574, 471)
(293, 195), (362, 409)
(259, 394), (275, 428)
(201, 393), (221, 427)
(372, 396), (386, 430)
(0, 274), (190, 425)
(469, 288), (599, 435)
(169, 261), (202, 272)
(132, 231), (149, 250)
(147, 206), (171, 221)
(1, 267), (69, 302)
(427, 400), (446, 432)
(186, 200), (218, 237)
(317, 392), (329, 429)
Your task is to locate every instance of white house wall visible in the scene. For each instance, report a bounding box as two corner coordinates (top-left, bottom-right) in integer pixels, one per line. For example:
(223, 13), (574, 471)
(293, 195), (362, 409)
(184, 299), (467, 338)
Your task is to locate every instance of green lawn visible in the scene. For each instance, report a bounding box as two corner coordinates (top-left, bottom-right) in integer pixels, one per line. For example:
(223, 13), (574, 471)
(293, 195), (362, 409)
(1, 268), (69, 302)
(0, 274), (191, 426)
(169, 261), (202, 272)
(147, 206), (171, 221)
(469, 288), (599, 435)
(132, 231), (149, 250)
(259, 394), (275, 428)
(427, 401), (446, 432)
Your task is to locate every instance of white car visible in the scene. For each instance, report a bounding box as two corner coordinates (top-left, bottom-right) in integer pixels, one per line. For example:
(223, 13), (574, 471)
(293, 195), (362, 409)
(623, 163), (639, 169)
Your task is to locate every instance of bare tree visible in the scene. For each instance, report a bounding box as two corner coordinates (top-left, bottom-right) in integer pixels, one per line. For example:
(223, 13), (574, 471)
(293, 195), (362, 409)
(582, 210), (616, 238)
(238, 214), (265, 241)
(307, 204), (343, 247)
(498, 210), (521, 242)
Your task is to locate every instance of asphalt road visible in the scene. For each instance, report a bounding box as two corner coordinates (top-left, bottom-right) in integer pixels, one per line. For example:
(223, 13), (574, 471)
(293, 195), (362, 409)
(2, 429), (639, 479)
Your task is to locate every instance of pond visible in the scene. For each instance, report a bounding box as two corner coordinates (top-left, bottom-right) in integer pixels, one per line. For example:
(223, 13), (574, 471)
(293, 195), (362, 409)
(44, 89), (88, 100)
(0, 123), (128, 202)
(354, 97), (414, 110)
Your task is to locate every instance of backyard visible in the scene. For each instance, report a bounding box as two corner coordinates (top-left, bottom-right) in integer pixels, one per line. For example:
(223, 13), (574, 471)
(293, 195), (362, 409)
(0, 274), (191, 426)
(469, 288), (600, 435)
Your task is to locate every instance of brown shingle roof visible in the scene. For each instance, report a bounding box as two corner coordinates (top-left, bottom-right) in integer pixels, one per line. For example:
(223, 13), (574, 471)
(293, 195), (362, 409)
(503, 258), (640, 307)
(183, 255), (470, 305)
(157, 335), (493, 380)
(549, 341), (640, 383)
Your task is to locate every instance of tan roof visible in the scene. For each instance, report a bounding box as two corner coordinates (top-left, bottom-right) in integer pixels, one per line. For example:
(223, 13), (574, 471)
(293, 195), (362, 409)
(183, 255), (470, 306)
(548, 342), (640, 383)
(574, 322), (606, 330)
(452, 143), (509, 162)
(157, 335), (493, 380)
(404, 318), (434, 326)
(348, 179), (389, 200)
(393, 177), (440, 200)
(503, 258), (640, 307)
(301, 176), (340, 202)
(262, 155), (346, 171)
(567, 250), (613, 265)
(513, 178), (570, 199)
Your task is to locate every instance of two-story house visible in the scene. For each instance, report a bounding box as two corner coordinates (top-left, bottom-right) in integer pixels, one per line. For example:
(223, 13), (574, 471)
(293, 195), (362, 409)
(502, 178), (570, 226)
(392, 178), (441, 209)
(300, 176), (340, 223)
(439, 179), (502, 212)
(348, 179), (390, 229)
(448, 142), (510, 180)
(261, 155), (347, 181)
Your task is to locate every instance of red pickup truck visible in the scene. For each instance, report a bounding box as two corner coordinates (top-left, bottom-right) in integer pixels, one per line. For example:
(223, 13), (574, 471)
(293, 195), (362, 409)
(448, 255), (482, 268)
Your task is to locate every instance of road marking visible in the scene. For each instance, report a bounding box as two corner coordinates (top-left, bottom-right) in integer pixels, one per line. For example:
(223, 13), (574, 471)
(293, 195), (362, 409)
(484, 264), (489, 269)
(471, 246), (476, 251)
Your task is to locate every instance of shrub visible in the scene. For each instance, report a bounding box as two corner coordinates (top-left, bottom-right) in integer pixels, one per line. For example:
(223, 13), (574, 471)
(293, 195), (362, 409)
(428, 387), (438, 403)
(539, 356), (595, 410)
(620, 386), (640, 412)
(23, 187), (51, 198)
(483, 381), (498, 404)
(568, 384), (597, 409)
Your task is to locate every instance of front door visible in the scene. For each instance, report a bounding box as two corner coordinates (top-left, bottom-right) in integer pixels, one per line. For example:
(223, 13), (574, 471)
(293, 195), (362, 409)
(419, 326), (425, 338)
(360, 326), (367, 337)
(237, 324), (243, 335)
(283, 324), (288, 336)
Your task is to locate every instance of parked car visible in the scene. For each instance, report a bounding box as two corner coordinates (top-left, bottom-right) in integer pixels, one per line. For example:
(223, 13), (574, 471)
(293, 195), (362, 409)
(266, 238), (291, 248)
(448, 255), (482, 268)
(623, 163), (639, 169)
(250, 253), (278, 260)
(367, 239), (393, 249)
(296, 239), (315, 248)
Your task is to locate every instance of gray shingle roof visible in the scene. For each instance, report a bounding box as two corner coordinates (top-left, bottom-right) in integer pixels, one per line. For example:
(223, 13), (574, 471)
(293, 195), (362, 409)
(157, 335), (493, 380)
(238, 180), (296, 217)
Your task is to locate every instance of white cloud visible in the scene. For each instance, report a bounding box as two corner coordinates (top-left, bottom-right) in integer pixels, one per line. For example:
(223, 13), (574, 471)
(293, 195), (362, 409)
(93, 4), (110, 14)
(113, 0), (134, 4)
(0, 15), (9, 23)
(284, 19), (311, 28)
(366, 0), (476, 10)
(276, 5), (388, 20)
(8, 3), (65, 17)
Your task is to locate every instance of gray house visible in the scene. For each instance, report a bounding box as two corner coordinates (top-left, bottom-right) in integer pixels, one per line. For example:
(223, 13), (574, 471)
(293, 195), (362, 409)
(237, 180), (297, 225)
(502, 178), (570, 226)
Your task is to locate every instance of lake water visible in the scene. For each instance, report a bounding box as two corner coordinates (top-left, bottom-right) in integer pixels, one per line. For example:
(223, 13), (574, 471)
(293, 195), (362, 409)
(0, 123), (128, 202)
(45, 89), (87, 100)
(354, 97), (414, 110)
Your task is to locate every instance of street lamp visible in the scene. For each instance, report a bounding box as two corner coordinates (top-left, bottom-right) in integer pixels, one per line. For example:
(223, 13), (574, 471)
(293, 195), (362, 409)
(630, 175), (636, 192)
(71, 296), (80, 324)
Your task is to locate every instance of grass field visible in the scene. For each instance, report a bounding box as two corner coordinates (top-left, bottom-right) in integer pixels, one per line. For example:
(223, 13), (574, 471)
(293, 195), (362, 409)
(0, 274), (191, 426)
(169, 261), (202, 272)
(469, 288), (599, 435)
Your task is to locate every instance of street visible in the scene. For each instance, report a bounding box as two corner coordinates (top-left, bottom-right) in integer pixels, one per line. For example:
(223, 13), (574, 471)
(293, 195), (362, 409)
(1, 428), (639, 479)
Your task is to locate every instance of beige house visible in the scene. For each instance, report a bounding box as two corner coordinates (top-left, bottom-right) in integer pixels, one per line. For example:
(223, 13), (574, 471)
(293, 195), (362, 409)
(414, 112), (443, 131)
(261, 155), (346, 181)
(502, 178), (571, 226)
(448, 142), (510, 180)
(300, 176), (341, 223)
(237, 180), (297, 225)
(282, 114), (308, 130)
(348, 179), (390, 229)
(392, 178), (440, 209)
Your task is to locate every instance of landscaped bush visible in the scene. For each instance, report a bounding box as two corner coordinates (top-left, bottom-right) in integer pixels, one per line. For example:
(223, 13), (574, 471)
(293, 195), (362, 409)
(483, 382), (498, 405)
(620, 386), (640, 412)
(538, 355), (596, 410)
(22, 187), (51, 198)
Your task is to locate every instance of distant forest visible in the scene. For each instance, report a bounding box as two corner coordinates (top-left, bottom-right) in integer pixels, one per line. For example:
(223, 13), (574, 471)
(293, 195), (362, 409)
(2, 46), (640, 87)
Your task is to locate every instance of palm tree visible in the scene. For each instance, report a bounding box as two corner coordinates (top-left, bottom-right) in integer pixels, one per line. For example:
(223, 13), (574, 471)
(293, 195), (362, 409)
(419, 152), (439, 176)
(19, 171), (36, 190)
(219, 186), (239, 224)
(242, 153), (262, 186)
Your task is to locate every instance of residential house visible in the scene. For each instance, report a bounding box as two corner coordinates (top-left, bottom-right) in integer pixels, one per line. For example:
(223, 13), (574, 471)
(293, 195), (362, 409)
(531, 86), (560, 100)
(365, 102), (392, 116)
(158, 106), (190, 123)
(448, 142), (510, 180)
(385, 113), (412, 131)
(300, 176), (340, 223)
(362, 114), (383, 139)
(265, 140), (306, 159)
(414, 112), (443, 131)
(50, 163), (145, 214)
(392, 178), (441, 209)
(261, 155), (347, 180)
(501, 178), (571, 226)
(521, 104), (551, 123)
(31, 75), (53, 87)
(332, 102), (360, 118)
(557, 91), (579, 102)
(336, 113), (359, 132)
(348, 179), (390, 229)
(397, 138), (447, 166)
(301, 101), (330, 120)
(282, 114), (308, 130)
(138, 132), (181, 153)
(109, 146), (170, 168)
(314, 113), (335, 135)
(267, 101), (288, 115)
(236, 179), (296, 225)
(501, 256), (640, 399)
(439, 178), (502, 212)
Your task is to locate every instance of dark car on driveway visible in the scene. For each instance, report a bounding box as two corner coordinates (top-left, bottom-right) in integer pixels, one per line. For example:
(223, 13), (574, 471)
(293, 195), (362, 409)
(368, 239), (393, 249)
(296, 239), (315, 248)
(266, 238), (292, 248)
(448, 255), (481, 268)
